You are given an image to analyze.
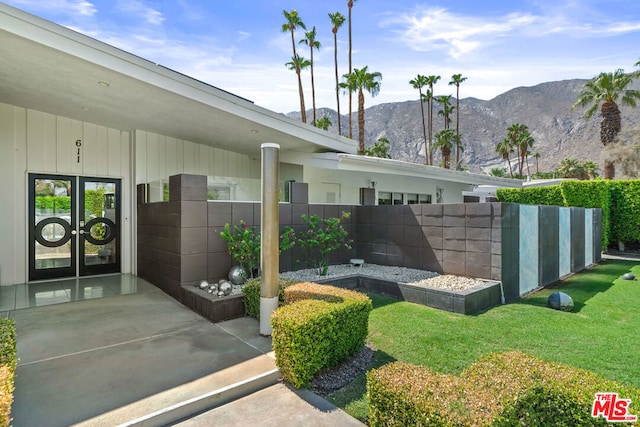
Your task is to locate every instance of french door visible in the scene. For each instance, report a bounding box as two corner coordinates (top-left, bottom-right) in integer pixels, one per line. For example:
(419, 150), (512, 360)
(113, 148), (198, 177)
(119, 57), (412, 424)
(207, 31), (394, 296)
(28, 174), (121, 281)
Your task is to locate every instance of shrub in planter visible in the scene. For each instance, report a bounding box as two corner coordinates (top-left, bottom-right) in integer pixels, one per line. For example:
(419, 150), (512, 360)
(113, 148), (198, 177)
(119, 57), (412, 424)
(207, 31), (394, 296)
(0, 319), (16, 427)
(271, 282), (372, 388)
(241, 277), (297, 319)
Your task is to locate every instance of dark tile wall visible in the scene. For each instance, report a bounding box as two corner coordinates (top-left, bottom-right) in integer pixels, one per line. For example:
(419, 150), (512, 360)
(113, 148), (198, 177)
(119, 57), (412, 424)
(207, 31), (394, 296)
(137, 174), (207, 300)
(355, 202), (502, 280)
(137, 174), (602, 309)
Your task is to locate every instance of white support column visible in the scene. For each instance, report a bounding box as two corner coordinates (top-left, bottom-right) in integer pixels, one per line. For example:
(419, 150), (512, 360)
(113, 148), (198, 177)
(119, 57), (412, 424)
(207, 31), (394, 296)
(260, 143), (280, 336)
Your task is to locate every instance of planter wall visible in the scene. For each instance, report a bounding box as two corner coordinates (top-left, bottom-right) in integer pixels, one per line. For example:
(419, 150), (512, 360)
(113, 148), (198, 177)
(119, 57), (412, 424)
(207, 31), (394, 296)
(316, 274), (502, 314)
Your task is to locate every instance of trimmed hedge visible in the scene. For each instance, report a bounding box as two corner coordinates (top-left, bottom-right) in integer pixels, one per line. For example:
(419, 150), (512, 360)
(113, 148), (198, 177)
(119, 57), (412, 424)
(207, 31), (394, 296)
(495, 180), (640, 248)
(271, 282), (372, 388)
(367, 351), (639, 427)
(241, 277), (297, 319)
(0, 319), (16, 427)
(562, 180), (611, 248)
(497, 184), (565, 206)
(609, 181), (640, 245)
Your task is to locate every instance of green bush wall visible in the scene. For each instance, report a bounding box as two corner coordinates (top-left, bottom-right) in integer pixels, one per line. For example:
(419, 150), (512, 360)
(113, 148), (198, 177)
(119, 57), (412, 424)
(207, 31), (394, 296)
(496, 180), (640, 248)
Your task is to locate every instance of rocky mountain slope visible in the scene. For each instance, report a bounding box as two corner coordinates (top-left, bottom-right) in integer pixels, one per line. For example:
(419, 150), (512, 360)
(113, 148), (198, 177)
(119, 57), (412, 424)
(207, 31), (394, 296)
(288, 79), (640, 175)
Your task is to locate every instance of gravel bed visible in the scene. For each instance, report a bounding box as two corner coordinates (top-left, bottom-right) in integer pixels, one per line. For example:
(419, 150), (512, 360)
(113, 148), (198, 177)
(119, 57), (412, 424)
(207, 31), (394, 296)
(280, 263), (486, 291)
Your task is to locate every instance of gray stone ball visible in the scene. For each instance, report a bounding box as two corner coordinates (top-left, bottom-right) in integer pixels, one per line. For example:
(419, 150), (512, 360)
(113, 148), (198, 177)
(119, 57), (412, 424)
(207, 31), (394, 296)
(228, 265), (248, 285)
(208, 282), (218, 293)
(198, 280), (209, 290)
(622, 273), (635, 280)
(547, 292), (574, 311)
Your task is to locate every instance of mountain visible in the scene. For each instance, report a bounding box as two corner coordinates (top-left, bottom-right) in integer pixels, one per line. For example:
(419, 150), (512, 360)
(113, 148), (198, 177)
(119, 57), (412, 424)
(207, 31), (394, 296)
(288, 79), (640, 174)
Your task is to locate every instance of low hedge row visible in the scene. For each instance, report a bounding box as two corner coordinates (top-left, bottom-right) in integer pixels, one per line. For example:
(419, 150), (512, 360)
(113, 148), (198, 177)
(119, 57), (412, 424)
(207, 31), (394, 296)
(367, 351), (639, 426)
(241, 277), (297, 319)
(0, 319), (16, 427)
(271, 282), (372, 388)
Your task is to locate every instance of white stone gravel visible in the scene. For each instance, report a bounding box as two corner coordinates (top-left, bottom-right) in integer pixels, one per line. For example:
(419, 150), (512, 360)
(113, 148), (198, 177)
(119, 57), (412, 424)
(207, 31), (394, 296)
(279, 263), (486, 292)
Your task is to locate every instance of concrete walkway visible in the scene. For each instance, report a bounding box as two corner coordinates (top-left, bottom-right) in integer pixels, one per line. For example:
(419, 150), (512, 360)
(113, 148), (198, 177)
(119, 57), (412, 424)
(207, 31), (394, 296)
(9, 281), (364, 426)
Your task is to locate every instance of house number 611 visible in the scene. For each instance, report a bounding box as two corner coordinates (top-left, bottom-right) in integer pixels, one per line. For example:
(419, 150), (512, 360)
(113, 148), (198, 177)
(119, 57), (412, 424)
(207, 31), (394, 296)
(76, 139), (82, 163)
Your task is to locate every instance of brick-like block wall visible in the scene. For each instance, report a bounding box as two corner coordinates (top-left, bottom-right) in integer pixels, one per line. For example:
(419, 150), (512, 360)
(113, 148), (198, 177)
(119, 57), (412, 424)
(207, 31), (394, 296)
(355, 203), (501, 280)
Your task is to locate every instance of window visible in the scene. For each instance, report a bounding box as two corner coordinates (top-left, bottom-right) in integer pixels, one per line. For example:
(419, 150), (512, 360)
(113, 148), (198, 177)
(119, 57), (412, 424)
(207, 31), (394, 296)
(208, 185), (233, 200)
(378, 191), (392, 205)
(406, 193), (418, 204)
(419, 194), (432, 204)
(393, 193), (403, 205)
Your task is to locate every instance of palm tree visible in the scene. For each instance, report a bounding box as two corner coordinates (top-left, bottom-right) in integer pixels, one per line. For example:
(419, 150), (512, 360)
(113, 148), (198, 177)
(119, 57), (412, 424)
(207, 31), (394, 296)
(436, 95), (454, 129)
(286, 55), (311, 70)
(363, 137), (392, 158)
(533, 152), (541, 175)
(506, 123), (533, 178)
(409, 74), (429, 164)
(281, 10), (307, 123)
(314, 116), (332, 131)
(433, 129), (454, 169)
(496, 138), (514, 178)
(452, 133), (463, 170)
(449, 74), (467, 164)
(426, 75), (441, 165)
(329, 12), (346, 135)
(557, 157), (582, 179)
(582, 161), (599, 180)
(571, 68), (640, 179)
(340, 66), (382, 154)
(285, 55), (311, 91)
(347, 0), (358, 139)
(300, 26), (320, 125)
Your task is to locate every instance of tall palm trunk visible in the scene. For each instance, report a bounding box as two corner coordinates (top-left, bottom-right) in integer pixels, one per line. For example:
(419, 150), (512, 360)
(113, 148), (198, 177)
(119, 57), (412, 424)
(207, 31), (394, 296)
(455, 88), (460, 164)
(310, 46), (317, 124)
(601, 100), (621, 179)
(348, 1), (354, 139)
(358, 88), (365, 153)
(428, 97), (434, 165)
(333, 30), (341, 135)
(289, 30), (306, 123)
(419, 92), (427, 165)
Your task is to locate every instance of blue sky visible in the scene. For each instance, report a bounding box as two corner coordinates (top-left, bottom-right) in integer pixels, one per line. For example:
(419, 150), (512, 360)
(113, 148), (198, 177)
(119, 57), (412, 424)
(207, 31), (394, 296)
(5, 0), (640, 114)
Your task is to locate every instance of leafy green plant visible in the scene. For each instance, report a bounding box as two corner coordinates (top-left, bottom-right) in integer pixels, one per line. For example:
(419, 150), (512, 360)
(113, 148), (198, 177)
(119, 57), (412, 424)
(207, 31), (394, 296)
(220, 221), (296, 277)
(296, 212), (352, 275)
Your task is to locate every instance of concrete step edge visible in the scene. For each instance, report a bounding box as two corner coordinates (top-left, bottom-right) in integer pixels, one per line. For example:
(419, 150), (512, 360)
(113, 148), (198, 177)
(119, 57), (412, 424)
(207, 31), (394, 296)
(117, 368), (281, 427)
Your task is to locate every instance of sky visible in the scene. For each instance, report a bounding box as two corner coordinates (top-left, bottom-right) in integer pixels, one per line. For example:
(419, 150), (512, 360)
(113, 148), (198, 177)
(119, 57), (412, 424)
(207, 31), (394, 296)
(5, 0), (640, 114)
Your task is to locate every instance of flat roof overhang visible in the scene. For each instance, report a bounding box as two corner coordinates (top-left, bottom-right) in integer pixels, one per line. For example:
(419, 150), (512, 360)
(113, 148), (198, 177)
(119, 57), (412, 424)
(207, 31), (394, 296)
(0, 3), (356, 156)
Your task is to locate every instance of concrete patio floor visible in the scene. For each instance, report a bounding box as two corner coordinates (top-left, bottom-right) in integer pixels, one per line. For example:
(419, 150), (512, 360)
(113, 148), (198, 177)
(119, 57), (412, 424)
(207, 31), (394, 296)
(7, 276), (363, 426)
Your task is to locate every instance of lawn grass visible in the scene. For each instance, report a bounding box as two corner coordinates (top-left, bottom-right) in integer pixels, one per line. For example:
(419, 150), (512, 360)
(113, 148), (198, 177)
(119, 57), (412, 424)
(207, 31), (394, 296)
(327, 258), (640, 423)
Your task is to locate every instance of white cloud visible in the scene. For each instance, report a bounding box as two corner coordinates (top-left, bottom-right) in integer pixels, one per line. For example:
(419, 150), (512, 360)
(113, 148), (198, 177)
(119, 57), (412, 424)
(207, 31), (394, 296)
(116, 0), (164, 25)
(382, 7), (539, 58)
(7, 0), (96, 16)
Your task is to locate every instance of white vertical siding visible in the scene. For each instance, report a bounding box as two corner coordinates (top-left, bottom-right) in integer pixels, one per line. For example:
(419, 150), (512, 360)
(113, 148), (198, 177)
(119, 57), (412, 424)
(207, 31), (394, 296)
(133, 129), (261, 185)
(0, 102), (132, 285)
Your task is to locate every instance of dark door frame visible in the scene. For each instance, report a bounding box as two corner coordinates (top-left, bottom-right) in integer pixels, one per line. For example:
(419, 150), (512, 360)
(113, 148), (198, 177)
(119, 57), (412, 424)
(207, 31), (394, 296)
(28, 174), (122, 281)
